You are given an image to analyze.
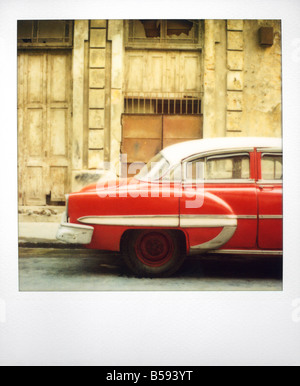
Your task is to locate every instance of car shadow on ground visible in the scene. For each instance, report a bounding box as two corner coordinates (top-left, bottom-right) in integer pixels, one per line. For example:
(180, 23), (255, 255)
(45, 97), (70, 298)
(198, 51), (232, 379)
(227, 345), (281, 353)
(177, 255), (282, 280)
(80, 251), (283, 281)
(18, 248), (283, 281)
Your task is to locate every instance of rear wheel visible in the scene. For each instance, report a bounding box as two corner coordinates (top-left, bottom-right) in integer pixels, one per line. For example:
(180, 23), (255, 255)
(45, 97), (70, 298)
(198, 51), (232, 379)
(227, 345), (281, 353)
(122, 230), (186, 277)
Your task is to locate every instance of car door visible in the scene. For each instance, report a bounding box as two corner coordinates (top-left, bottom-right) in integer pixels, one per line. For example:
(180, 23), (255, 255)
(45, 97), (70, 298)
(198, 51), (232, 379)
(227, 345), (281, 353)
(179, 149), (259, 252)
(256, 150), (283, 250)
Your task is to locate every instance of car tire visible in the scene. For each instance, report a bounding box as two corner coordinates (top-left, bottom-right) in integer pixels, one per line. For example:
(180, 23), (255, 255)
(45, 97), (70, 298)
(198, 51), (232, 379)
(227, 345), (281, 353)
(122, 230), (186, 277)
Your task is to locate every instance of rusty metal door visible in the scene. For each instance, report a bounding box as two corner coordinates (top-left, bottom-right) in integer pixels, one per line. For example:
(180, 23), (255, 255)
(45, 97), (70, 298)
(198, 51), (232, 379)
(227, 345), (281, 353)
(162, 115), (203, 148)
(121, 115), (163, 178)
(121, 114), (203, 178)
(18, 50), (72, 205)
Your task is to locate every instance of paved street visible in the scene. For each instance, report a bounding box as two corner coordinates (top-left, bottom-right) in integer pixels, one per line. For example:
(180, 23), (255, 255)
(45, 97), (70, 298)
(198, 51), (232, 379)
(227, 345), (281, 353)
(19, 248), (282, 291)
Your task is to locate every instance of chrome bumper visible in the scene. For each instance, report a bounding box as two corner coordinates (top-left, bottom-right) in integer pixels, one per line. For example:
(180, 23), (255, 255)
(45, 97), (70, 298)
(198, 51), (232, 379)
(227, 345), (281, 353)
(56, 212), (94, 244)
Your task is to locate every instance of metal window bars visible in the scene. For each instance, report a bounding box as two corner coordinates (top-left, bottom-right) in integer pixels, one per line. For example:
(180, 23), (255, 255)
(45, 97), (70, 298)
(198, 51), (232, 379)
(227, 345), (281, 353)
(124, 92), (202, 115)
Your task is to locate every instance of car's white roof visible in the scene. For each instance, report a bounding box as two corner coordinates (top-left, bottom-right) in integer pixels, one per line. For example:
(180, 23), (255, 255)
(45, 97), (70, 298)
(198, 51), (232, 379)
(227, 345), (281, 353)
(161, 137), (282, 165)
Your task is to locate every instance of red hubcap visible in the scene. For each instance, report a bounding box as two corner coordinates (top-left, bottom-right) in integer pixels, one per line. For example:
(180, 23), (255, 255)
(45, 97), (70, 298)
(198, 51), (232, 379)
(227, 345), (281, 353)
(135, 232), (174, 267)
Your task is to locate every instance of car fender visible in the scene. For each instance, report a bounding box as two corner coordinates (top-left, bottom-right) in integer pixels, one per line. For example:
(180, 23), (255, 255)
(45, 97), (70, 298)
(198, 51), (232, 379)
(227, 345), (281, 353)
(180, 191), (237, 254)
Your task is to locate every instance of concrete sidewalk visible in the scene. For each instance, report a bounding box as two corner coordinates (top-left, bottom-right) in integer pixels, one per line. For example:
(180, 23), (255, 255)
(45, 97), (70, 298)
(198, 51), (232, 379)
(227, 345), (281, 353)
(18, 206), (76, 247)
(18, 222), (80, 247)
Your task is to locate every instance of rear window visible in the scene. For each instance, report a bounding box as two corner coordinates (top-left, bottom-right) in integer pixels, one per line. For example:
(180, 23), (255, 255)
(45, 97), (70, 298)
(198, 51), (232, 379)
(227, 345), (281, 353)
(261, 154), (282, 180)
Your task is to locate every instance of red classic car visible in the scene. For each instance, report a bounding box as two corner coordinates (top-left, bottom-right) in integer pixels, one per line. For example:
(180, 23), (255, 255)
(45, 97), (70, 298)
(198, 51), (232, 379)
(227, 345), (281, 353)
(56, 137), (283, 277)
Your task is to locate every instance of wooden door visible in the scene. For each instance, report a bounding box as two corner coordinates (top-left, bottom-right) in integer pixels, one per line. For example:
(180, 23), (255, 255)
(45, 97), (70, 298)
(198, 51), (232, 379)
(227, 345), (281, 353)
(18, 50), (72, 205)
(125, 50), (202, 94)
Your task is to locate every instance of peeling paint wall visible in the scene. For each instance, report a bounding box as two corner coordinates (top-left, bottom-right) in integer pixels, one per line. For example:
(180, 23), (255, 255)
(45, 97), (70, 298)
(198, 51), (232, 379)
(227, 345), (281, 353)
(71, 20), (123, 192)
(242, 20), (282, 137)
(204, 19), (282, 139)
(213, 19), (227, 137)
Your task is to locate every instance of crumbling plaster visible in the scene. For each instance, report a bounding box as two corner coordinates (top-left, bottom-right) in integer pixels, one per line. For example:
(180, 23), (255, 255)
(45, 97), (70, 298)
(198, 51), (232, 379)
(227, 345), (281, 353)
(242, 20), (282, 137)
(203, 19), (281, 138)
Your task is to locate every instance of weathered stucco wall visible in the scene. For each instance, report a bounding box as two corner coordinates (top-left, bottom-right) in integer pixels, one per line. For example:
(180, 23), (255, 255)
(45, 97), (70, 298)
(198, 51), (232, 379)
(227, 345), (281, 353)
(214, 20), (227, 137)
(204, 19), (282, 138)
(71, 20), (89, 192)
(108, 20), (124, 176)
(71, 20), (124, 192)
(203, 20), (217, 138)
(242, 20), (282, 137)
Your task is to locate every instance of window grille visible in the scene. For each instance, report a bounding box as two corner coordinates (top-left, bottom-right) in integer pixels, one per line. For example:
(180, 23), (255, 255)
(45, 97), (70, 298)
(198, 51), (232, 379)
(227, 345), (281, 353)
(124, 92), (202, 115)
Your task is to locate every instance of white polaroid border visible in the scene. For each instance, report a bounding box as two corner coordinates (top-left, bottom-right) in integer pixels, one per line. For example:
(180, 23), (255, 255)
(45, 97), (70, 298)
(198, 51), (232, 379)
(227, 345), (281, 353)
(0, 0), (300, 366)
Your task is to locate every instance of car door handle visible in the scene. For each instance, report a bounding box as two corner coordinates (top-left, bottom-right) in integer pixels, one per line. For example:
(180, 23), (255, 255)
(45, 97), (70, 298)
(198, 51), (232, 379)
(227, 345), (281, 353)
(258, 185), (274, 190)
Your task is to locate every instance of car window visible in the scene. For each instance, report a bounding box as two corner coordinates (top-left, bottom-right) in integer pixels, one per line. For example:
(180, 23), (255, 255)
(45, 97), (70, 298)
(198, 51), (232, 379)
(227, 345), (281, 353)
(183, 153), (250, 182)
(161, 163), (182, 182)
(206, 154), (250, 180)
(135, 152), (170, 182)
(184, 158), (205, 182)
(261, 154), (282, 180)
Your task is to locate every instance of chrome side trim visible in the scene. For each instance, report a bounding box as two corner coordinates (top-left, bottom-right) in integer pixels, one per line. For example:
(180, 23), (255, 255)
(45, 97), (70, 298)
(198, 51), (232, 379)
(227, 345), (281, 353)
(259, 215), (283, 219)
(203, 179), (255, 184)
(78, 215), (179, 227)
(237, 215), (257, 219)
(189, 225), (237, 254)
(206, 152), (250, 161)
(183, 148), (255, 162)
(78, 214), (242, 229)
(257, 148), (282, 153)
(180, 215), (237, 228)
(257, 180), (282, 185)
(207, 249), (283, 256)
